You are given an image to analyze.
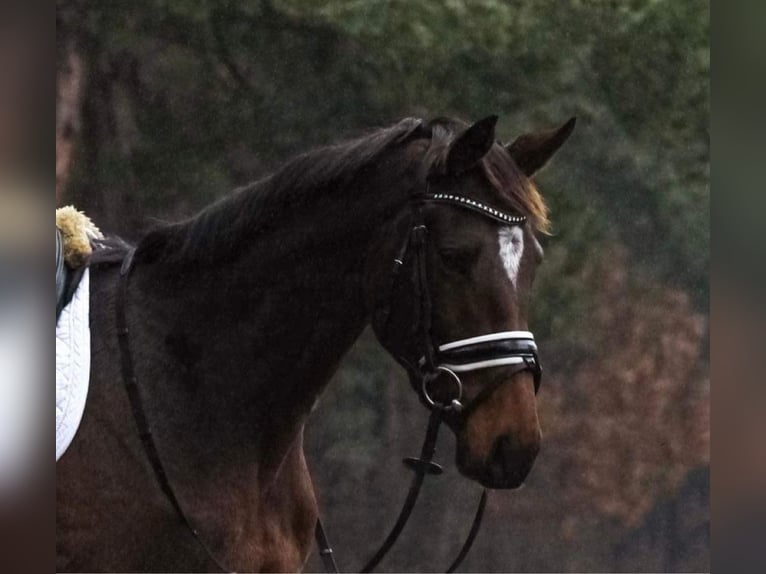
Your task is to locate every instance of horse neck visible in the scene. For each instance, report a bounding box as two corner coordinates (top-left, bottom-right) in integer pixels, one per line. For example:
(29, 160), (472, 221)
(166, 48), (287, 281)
(128, 149), (416, 483)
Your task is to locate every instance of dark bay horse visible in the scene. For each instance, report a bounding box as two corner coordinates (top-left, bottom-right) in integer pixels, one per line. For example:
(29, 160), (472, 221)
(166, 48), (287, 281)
(56, 115), (574, 572)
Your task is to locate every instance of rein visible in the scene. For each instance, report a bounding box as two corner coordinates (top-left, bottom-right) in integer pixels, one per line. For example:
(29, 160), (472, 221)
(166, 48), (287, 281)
(113, 191), (541, 573)
(115, 249), (233, 572)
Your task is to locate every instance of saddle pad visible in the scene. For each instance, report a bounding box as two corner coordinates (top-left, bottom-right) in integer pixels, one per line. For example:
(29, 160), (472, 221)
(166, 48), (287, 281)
(56, 268), (91, 461)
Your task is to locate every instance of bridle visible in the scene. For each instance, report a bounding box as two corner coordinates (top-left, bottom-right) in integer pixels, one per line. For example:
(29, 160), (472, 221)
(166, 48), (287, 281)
(114, 186), (542, 573)
(377, 188), (542, 414)
(313, 187), (543, 573)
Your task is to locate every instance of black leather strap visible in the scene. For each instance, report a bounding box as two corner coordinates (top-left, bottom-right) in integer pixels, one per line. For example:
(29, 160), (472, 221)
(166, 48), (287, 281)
(117, 249), (178, 512)
(360, 408), (443, 573)
(56, 228), (65, 319)
(445, 489), (488, 573)
(315, 518), (339, 573)
(412, 211), (436, 374)
(116, 249), (232, 573)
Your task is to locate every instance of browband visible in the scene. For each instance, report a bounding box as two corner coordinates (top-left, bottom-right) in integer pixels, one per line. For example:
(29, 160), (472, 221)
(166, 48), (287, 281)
(422, 193), (527, 226)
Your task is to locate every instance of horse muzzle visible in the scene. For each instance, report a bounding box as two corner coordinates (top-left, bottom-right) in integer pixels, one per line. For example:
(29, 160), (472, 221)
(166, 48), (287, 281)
(457, 421), (541, 490)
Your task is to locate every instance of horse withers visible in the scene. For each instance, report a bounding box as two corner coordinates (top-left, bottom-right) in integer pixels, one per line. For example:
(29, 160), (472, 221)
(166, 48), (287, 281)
(56, 115), (574, 572)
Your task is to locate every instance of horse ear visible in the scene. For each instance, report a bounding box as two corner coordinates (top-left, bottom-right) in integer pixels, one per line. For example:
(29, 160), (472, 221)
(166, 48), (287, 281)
(446, 115), (499, 175)
(505, 117), (576, 177)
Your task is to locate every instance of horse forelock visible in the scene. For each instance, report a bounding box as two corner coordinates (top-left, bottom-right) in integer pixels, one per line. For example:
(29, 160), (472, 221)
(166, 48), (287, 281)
(481, 146), (550, 234)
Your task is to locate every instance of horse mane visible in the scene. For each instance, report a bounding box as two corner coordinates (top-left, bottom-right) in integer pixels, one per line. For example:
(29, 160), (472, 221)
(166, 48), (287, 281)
(99, 116), (549, 267)
(134, 117), (426, 266)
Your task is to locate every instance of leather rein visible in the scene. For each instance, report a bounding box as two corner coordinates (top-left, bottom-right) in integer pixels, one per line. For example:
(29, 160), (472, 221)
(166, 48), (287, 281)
(114, 191), (541, 573)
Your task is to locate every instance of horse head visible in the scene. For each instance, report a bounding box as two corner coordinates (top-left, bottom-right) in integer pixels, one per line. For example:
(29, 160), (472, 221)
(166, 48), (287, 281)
(367, 115), (575, 489)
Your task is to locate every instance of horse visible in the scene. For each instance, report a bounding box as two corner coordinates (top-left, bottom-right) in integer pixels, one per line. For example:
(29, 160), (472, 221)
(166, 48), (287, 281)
(55, 114), (574, 572)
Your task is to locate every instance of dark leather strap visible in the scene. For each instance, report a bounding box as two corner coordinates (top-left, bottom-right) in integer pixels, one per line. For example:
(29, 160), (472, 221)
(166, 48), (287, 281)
(412, 212), (436, 374)
(117, 250), (180, 514)
(315, 518), (339, 573)
(360, 408), (443, 573)
(446, 489), (488, 573)
(56, 228), (65, 319)
(116, 248), (232, 573)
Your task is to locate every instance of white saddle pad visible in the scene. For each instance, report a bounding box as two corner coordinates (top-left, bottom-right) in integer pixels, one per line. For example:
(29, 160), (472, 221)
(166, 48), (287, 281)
(56, 269), (91, 461)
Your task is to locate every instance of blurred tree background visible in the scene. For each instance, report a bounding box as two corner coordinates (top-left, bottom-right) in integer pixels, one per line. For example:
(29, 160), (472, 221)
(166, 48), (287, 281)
(57, 0), (709, 571)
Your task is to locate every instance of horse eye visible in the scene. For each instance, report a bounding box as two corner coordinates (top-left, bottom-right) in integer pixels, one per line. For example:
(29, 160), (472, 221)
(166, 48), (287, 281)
(437, 247), (477, 275)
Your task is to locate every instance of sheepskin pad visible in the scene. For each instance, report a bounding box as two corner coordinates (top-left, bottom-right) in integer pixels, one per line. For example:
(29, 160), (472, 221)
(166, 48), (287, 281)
(56, 269), (91, 461)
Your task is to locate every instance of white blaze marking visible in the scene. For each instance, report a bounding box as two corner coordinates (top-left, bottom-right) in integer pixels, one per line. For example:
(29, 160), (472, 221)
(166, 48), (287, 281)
(498, 227), (524, 285)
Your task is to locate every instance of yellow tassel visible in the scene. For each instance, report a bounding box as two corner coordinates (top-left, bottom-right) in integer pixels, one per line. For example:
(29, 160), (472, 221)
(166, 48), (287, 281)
(56, 206), (103, 268)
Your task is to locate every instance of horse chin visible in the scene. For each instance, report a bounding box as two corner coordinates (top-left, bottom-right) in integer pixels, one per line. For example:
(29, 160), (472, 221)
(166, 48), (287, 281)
(479, 472), (527, 490)
(455, 440), (535, 490)
(456, 460), (528, 490)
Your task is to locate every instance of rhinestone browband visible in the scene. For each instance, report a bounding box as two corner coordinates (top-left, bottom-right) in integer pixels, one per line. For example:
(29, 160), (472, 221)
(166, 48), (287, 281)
(423, 193), (526, 226)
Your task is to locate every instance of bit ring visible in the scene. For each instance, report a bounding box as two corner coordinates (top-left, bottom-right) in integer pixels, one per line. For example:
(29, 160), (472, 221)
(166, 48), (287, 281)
(422, 366), (463, 411)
